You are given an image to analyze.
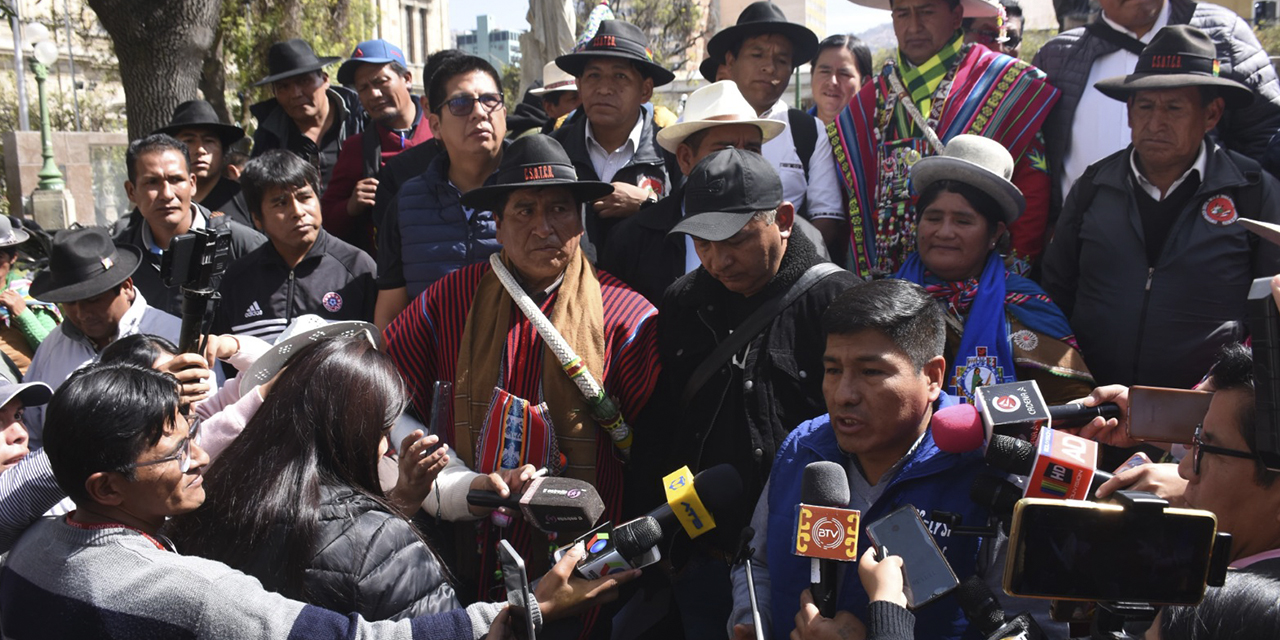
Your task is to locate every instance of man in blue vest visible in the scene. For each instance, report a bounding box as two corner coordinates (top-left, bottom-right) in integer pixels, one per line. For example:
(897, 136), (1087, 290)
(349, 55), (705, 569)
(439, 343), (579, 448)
(728, 279), (1006, 640)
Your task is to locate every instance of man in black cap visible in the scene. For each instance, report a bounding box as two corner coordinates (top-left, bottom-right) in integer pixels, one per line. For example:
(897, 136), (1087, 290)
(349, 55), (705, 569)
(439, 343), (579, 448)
(632, 148), (855, 638)
(154, 100), (252, 229)
(23, 227), (181, 447)
(1043, 25), (1280, 390)
(321, 39), (432, 251)
(706, 1), (846, 260)
(384, 134), (659, 637)
(551, 19), (678, 249)
(249, 39), (365, 193)
(112, 134), (265, 318)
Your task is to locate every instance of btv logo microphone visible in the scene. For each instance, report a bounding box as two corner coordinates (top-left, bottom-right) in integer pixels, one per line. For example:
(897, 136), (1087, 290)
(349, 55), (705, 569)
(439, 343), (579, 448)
(586, 531), (610, 554)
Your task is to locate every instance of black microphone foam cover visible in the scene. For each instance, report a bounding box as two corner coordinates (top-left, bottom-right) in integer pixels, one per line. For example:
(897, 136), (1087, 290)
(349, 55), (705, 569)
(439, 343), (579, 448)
(614, 516), (663, 560)
(970, 474), (1022, 518)
(692, 463), (745, 515)
(984, 435), (1035, 477)
(955, 575), (1004, 635)
(802, 461), (850, 507)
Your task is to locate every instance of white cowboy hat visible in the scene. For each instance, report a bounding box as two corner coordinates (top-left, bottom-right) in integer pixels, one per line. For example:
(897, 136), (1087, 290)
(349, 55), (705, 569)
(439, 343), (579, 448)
(529, 61), (578, 96)
(846, 0), (1000, 18)
(656, 81), (787, 153)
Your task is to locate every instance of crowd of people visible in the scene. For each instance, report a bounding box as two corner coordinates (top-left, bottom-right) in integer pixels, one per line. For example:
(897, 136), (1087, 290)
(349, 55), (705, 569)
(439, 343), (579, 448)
(0, 0), (1278, 638)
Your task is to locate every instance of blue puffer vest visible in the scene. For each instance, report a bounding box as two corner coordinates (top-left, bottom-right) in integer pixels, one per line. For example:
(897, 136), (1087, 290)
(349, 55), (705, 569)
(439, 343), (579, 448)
(765, 394), (991, 640)
(397, 153), (501, 299)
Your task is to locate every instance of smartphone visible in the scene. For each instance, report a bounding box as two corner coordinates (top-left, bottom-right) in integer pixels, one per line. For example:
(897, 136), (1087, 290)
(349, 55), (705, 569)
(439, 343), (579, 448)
(1004, 498), (1218, 605)
(1128, 386), (1213, 444)
(497, 540), (536, 639)
(864, 504), (959, 609)
(423, 381), (452, 456)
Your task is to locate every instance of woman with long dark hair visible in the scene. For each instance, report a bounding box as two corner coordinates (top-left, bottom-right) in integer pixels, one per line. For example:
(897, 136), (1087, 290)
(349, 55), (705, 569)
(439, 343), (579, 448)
(166, 335), (462, 621)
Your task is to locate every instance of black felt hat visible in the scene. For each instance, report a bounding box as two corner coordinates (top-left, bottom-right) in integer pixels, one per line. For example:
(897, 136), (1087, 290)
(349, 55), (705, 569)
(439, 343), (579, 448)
(706, 2), (819, 71)
(699, 56), (723, 83)
(460, 135), (614, 212)
(670, 148), (784, 241)
(153, 100), (246, 151)
(1095, 25), (1253, 107)
(253, 39), (341, 86)
(29, 227), (142, 303)
(555, 20), (675, 87)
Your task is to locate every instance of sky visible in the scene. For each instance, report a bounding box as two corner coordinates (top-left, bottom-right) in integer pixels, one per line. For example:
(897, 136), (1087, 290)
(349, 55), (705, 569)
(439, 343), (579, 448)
(449, 0), (893, 37)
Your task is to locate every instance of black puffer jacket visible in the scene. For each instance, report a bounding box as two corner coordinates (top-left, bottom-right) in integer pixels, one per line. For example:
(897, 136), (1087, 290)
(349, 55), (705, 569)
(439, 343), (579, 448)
(1033, 0), (1280, 212)
(244, 484), (461, 622)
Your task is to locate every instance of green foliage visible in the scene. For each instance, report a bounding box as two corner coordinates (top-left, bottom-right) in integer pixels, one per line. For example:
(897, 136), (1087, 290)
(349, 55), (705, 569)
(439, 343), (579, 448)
(1018, 30), (1054, 64)
(501, 63), (522, 112)
(574, 0), (703, 72)
(218, 0), (375, 131)
(1254, 22), (1280, 59)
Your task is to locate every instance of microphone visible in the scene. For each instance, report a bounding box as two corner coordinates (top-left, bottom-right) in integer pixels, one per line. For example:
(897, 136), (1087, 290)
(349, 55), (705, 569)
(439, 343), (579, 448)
(796, 461), (858, 618)
(564, 464), (744, 579)
(985, 428), (1113, 501)
(933, 400), (1122, 455)
(956, 575), (1045, 640)
(572, 516), (664, 579)
(466, 476), (606, 533)
(968, 474), (1021, 535)
(960, 381), (1122, 446)
(655, 463), (744, 539)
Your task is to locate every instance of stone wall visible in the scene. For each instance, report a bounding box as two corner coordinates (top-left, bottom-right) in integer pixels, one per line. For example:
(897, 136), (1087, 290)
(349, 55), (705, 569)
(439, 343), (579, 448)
(3, 131), (130, 228)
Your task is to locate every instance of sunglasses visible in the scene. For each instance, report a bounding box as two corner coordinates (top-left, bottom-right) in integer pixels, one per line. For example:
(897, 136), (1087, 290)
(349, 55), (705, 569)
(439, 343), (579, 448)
(439, 93), (504, 117)
(123, 415), (203, 474)
(1191, 422), (1258, 475)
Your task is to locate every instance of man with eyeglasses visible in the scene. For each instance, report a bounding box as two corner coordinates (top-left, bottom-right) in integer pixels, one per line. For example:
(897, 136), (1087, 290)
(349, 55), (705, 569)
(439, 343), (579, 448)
(1077, 343), (1280, 574)
(0, 361), (626, 638)
(373, 55), (506, 329)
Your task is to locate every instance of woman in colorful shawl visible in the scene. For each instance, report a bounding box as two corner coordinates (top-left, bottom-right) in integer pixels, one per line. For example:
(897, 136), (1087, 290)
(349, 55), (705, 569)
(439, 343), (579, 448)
(892, 135), (1091, 405)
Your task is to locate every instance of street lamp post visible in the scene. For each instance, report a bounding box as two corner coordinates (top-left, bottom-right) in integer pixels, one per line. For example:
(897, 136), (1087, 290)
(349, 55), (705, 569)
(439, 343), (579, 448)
(30, 34), (64, 191)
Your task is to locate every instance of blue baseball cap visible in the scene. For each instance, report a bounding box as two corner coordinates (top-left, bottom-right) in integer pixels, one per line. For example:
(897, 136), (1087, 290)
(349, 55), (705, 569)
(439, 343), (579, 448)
(337, 39), (407, 86)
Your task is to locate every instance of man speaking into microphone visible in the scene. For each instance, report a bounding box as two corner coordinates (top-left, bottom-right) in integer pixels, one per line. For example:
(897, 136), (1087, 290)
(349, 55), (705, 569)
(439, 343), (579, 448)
(729, 280), (1022, 640)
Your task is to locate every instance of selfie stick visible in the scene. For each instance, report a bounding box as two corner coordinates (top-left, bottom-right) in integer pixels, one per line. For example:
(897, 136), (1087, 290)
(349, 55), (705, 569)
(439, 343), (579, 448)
(734, 527), (766, 640)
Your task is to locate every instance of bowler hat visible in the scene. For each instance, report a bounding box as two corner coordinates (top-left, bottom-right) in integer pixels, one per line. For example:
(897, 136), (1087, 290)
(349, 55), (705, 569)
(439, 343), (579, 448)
(556, 20), (675, 87)
(153, 100), (246, 152)
(460, 135), (614, 213)
(337, 39), (408, 86)
(254, 39), (341, 87)
(656, 81), (786, 153)
(670, 148), (785, 241)
(0, 216), (31, 249)
(1094, 25), (1253, 107)
(707, 2), (820, 68)
(29, 227), (142, 303)
(910, 134), (1025, 226)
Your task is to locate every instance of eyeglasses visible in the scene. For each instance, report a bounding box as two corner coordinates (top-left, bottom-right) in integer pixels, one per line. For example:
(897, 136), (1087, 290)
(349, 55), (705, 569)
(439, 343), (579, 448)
(439, 93), (504, 117)
(123, 416), (202, 474)
(1192, 422), (1258, 475)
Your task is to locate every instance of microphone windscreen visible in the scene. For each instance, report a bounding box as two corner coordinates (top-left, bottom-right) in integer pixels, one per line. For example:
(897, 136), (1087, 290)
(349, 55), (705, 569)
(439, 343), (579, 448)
(969, 475), (1022, 520)
(692, 463), (745, 515)
(801, 461), (850, 507)
(955, 575), (1004, 635)
(933, 403), (984, 453)
(984, 435), (1035, 476)
(614, 516), (663, 559)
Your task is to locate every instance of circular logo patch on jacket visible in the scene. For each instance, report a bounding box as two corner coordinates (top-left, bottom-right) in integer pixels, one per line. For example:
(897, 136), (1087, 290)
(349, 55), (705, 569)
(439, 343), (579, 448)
(1010, 329), (1039, 352)
(322, 292), (343, 312)
(1202, 194), (1238, 226)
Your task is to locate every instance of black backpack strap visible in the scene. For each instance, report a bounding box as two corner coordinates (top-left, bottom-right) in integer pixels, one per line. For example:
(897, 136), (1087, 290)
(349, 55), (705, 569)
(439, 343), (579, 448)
(362, 125), (383, 179)
(679, 262), (843, 409)
(1085, 21), (1146, 55)
(788, 108), (816, 182)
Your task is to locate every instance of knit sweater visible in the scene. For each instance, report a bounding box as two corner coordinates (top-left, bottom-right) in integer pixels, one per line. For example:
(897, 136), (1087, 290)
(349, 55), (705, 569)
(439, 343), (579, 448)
(0, 516), (495, 639)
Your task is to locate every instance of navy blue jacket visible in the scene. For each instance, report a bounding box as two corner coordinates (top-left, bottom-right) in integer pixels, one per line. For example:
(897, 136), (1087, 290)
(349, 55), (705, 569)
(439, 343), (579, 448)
(765, 397), (992, 640)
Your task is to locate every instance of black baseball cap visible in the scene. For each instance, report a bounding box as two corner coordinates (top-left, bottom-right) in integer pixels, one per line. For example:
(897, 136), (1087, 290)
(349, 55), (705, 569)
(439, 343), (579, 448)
(669, 148), (784, 241)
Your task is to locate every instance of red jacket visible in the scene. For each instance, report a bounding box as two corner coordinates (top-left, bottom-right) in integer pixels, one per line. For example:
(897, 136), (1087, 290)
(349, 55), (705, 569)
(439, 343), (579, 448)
(321, 104), (433, 250)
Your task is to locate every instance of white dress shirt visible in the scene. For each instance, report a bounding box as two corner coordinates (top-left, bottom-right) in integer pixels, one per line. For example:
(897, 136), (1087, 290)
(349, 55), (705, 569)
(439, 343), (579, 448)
(1131, 141), (1206, 200)
(585, 111), (645, 183)
(1060, 0), (1171, 198)
(759, 100), (844, 221)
